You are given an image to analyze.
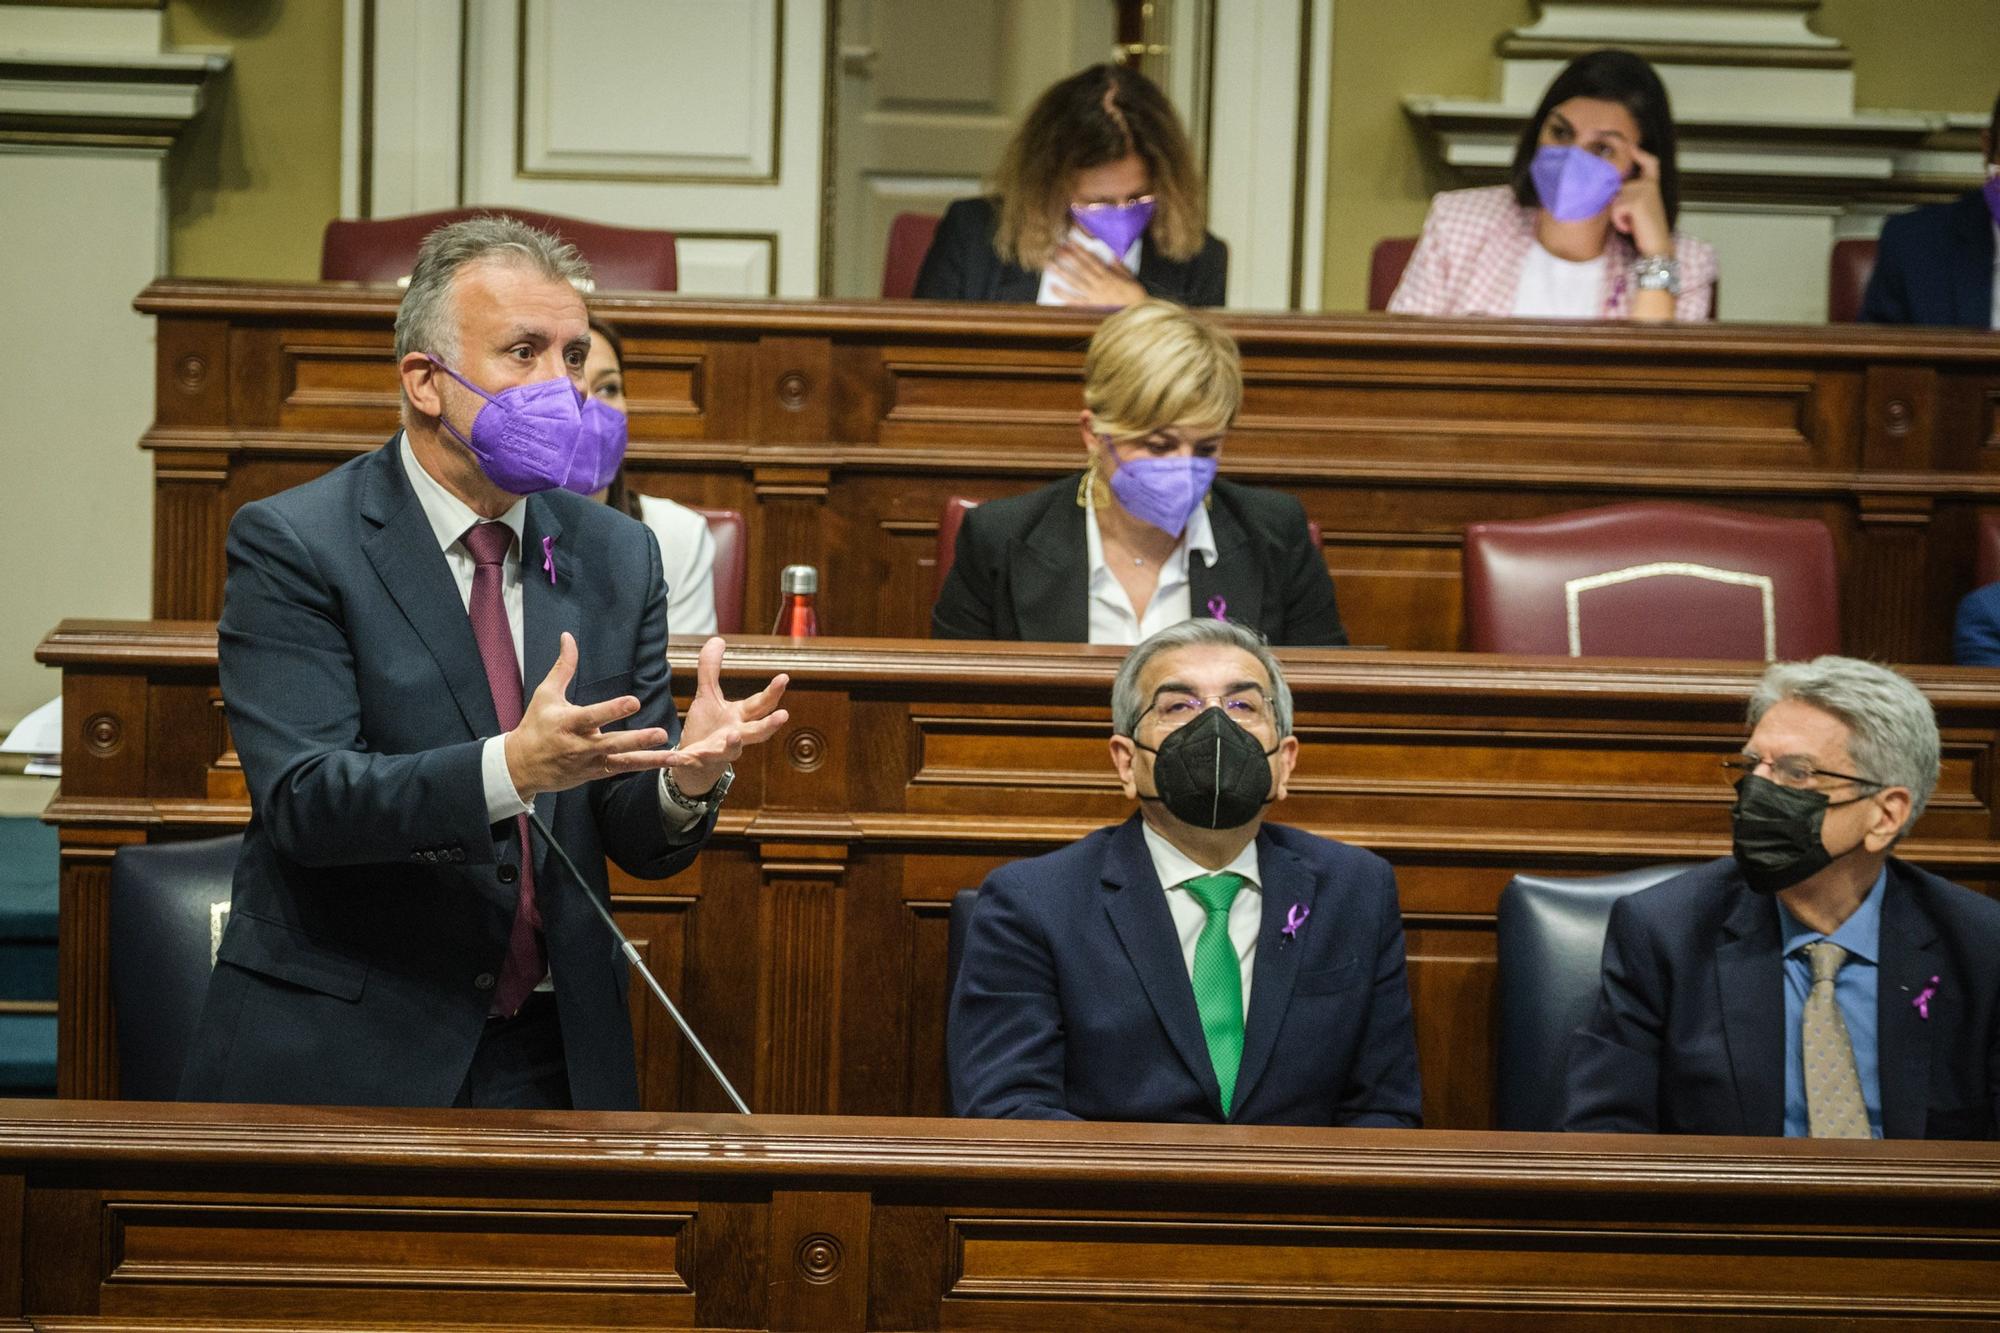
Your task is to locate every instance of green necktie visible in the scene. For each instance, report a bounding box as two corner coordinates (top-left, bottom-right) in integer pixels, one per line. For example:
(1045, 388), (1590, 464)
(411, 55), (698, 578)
(1183, 870), (1247, 1116)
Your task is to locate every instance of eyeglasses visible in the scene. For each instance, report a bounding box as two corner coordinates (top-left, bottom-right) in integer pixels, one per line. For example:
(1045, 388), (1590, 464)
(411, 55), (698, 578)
(1721, 753), (1880, 790)
(1147, 689), (1270, 729)
(1073, 193), (1156, 212)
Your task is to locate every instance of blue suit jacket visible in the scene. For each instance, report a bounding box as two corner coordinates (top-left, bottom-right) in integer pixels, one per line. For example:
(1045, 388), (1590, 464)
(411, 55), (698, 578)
(1562, 857), (2000, 1139)
(1861, 190), (1995, 328)
(181, 440), (708, 1110)
(1955, 582), (2000, 666)
(949, 815), (1422, 1125)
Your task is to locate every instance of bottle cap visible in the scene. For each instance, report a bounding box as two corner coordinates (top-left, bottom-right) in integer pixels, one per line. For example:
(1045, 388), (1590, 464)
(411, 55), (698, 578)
(780, 564), (819, 595)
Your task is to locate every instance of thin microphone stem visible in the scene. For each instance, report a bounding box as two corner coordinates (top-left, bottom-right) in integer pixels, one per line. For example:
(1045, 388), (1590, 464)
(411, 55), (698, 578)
(524, 806), (752, 1115)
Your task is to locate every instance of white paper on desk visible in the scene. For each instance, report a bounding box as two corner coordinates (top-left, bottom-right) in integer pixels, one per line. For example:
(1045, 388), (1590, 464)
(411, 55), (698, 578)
(1, 695), (61, 775)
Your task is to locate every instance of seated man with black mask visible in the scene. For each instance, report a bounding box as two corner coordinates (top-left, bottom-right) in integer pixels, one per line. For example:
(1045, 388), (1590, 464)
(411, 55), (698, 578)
(1564, 656), (2000, 1139)
(948, 619), (1422, 1125)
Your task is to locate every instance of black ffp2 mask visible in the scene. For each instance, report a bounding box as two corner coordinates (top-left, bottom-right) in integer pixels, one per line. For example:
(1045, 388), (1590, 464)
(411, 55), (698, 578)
(1136, 706), (1278, 830)
(1730, 773), (1870, 895)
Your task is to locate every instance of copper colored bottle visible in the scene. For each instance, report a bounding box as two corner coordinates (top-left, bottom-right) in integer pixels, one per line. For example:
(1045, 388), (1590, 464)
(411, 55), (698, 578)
(772, 564), (819, 637)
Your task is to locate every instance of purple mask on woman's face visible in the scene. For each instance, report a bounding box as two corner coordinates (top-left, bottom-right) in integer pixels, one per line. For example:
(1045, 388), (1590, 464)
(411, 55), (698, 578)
(428, 358), (583, 495)
(1530, 145), (1625, 222)
(564, 396), (629, 496)
(1108, 453), (1218, 537)
(1984, 168), (2000, 226)
(1071, 197), (1155, 255)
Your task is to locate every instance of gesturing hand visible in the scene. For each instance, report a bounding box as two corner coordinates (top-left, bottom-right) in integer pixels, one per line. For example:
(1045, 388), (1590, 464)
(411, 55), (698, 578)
(503, 632), (673, 801)
(1047, 238), (1147, 308)
(1610, 146), (1672, 258)
(663, 636), (791, 796)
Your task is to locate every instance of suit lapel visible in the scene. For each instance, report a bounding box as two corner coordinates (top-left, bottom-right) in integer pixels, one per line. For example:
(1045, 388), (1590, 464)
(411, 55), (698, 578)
(1230, 831), (1317, 1115)
(1714, 887), (1786, 1136)
(1100, 818), (1222, 1111)
(520, 496), (571, 833)
(1875, 865), (1940, 1140)
(1010, 494), (1090, 642)
(359, 443), (499, 741)
(1188, 495), (1262, 629)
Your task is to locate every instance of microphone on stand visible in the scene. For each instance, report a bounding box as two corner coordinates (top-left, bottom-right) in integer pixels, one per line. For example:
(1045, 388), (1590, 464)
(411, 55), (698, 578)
(525, 807), (752, 1114)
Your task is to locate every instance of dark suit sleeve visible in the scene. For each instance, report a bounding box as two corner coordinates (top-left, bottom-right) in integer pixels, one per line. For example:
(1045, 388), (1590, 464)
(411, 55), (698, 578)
(931, 504), (1002, 640)
(948, 872), (1082, 1120)
(217, 500), (495, 868)
(1178, 233), (1228, 308)
(1334, 865), (1423, 1127)
(1561, 894), (1667, 1132)
(1954, 586), (2000, 667)
(1859, 216), (1914, 324)
(912, 200), (988, 301)
(1272, 493), (1347, 647)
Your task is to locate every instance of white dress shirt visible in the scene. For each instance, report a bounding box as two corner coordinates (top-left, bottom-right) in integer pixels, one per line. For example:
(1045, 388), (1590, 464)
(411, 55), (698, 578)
(635, 493), (718, 637)
(1037, 225), (1142, 306)
(1083, 491), (1219, 646)
(1511, 242), (1608, 319)
(1142, 820), (1263, 1016)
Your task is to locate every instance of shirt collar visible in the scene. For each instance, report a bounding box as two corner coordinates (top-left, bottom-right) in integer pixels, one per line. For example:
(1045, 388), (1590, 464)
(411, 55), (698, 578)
(1141, 818), (1262, 893)
(1777, 864), (1887, 967)
(399, 431), (527, 556)
(1082, 474), (1220, 588)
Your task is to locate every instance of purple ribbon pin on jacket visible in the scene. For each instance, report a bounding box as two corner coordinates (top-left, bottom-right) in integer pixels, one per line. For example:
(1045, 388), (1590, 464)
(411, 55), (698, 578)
(541, 535), (557, 586)
(1207, 595), (1228, 621)
(1913, 975), (1939, 1020)
(1280, 902), (1309, 944)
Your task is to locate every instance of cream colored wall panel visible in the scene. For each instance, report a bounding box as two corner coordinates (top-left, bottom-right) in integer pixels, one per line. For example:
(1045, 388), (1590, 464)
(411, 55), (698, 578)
(1208, 0), (1307, 311)
(1679, 207), (1836, 325)
(674, 236), (775, 296)
(367, 0), (465, 215)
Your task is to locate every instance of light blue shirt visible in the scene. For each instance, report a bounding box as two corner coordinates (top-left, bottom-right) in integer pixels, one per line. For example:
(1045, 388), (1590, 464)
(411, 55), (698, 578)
(1778, 867), (1886, 1138)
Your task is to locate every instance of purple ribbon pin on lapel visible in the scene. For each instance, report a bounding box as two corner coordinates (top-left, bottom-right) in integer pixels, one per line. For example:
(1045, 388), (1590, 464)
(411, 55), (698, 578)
(1912, 975), (1939, 1020)
(1280, 902), (1309, 944)
(541, 535), (557, 586)
(1207, 595), (1228, 621)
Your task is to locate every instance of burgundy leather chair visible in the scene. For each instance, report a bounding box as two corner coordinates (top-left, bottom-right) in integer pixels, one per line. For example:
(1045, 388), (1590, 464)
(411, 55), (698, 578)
(321, 208), (678, 291)
(1978, 512), (2000, 589)
(1827, 238), (1878, 324)
(1462, 502), (1840, 660)
(882, 212), (942, 300)
(1368, 236), (1418, 312)
(692, 508), (747, 635)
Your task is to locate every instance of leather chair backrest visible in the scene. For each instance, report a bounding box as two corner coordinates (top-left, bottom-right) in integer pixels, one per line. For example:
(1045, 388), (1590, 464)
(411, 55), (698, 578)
(882, 212), (942, 300)
(109, 834), (243, 1100)
(693, 507), (747, 635)
(1828, 238), (1879, 324)
(1462, 501), (1841, 660)
(1368, 236), (1418, 312)
(1495, 864), (1695, 1131)
(934, 496), (983, 602)
(1978, 512), (2000, 589)
(321, 209), (678, 292)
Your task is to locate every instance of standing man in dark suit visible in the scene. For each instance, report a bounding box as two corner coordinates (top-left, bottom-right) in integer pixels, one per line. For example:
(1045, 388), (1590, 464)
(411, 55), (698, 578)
(181, 217), (789, 1110)
(949, 619), (1420, 1125)
(1861, 91), (1999, 328)
(1564, 657), (2000, 1139)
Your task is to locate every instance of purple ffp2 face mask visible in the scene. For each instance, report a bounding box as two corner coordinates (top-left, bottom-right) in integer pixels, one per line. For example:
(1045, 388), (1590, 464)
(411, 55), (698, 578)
(1071, 197), (1155, 256)
(1108, 453), (1218, 537)
(428, 358), (584, 496)
(1530, 145), (1625, 223)
(564, 396), (629, 496)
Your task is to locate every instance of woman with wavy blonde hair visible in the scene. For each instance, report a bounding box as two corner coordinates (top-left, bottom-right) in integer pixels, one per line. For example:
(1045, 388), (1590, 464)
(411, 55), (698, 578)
(932, 300), (1342, 644)
(914, 64), (1226, 308)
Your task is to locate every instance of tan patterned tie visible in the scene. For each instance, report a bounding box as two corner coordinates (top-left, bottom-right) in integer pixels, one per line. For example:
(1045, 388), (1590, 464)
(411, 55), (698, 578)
(1801, 940), (1871, 1139)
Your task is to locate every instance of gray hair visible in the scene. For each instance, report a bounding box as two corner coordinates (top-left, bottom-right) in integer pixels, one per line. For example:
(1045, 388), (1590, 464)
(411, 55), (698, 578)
(392, 215), (592, 366)
(1748, 655), (1940, 826)
(1111, 619), (1294, 738)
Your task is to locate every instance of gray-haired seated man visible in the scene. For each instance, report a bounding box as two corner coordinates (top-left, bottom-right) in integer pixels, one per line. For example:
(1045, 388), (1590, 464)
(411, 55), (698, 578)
(1563, 656), (2000, 1139)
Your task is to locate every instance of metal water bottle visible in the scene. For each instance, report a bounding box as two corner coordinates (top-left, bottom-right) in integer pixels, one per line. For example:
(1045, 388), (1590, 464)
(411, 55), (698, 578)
(772, 565), (819, 637)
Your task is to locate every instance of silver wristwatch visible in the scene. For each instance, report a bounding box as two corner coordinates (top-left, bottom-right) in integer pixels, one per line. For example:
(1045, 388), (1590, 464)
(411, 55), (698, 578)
(664, 763), (733, 815)
(1632, 254), (1681, 295)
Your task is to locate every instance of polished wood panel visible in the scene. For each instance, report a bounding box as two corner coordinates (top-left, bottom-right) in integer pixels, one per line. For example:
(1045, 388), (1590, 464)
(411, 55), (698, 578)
(134, 282), (2000, 659)
(39, 624), (2000, 1130)
(3, 1100), (1998, 1330)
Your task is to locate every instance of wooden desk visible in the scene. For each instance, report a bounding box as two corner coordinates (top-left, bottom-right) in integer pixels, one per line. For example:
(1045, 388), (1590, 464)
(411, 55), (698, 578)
(136, 282), (2000, 659)
(3, 1100), (1997, 1330)
(39, 624), (2000, 1130)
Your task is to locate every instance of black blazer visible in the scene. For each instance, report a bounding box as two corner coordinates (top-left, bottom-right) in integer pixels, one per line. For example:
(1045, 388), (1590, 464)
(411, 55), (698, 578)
(180, 439), (709, 1111)
(1562, 856), (2000, 1140)
(931, 473), (1347, 646)
(913, 196), (1228, 306)
(1861, 190), (1995, 328)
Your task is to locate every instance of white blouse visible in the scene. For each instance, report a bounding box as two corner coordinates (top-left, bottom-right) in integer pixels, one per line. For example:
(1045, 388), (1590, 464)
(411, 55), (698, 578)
(636, 493), (719, 636)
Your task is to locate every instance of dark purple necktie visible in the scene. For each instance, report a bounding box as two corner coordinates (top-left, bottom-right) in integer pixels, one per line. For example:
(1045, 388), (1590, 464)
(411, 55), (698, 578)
(461, 521), (546, 1018)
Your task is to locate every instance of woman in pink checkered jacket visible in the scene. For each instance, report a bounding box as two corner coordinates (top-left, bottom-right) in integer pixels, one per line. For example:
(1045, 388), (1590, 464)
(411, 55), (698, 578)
(1389, 50), (1716, 323)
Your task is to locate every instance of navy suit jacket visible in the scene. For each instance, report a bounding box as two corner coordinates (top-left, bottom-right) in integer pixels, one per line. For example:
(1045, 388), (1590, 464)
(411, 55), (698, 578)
(1955, 582), (2000, 666)
(913, 196), (1229, 307)
(930, 474), (1348, 646)
(1860, 190), (1995, 328)
(180, 439), (709, 1110)
(1562, 857), (2000, 1139)
(949, 815), (1422, 1125)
